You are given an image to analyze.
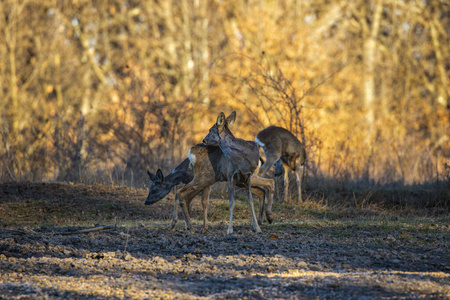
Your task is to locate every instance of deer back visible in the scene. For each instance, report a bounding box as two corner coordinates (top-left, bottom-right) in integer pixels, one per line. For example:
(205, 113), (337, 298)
(188, 143), (229, 182)
(256, 125), (306, 169)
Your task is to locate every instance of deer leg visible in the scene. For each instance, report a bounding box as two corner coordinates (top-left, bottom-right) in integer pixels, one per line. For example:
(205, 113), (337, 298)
(295, 166), (303, 202)
(251, 176), (275, 224)
(227, 179), (236, 235)
(246, 175), (262, 233)
(179, 175), (215, 234)
(251, 187), (265, 225)
(177, 189), (195, 234)
(258, 150), (280, 177)
(174, 186), (196, 231)
(258, 188), (265, 226)
(265, 181), (274, 224)
(200, 187), (211, 233)
(170, 195), (179, 230)
(283, 163), (290, 203)
(186, 197), (193, 217)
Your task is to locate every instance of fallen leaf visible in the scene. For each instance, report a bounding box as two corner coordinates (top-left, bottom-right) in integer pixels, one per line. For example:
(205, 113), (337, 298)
(267, 235), (278, 241)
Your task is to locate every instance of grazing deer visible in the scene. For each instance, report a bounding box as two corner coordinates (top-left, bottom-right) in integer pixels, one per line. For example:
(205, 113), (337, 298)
(194, 111), (264, 235)
(256, 125), (306, 203)
(145, 159), (210, 231)
(146, 147), (274, 233)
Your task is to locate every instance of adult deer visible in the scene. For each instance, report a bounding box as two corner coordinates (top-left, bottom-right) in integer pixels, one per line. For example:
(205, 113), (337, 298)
(195, 111), (263, 235)
(145, 146), (274, 233)
(256, 125), (306, 203)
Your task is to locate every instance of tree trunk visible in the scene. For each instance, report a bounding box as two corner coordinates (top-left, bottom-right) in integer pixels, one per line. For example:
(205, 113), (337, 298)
(363, 0), (383, 140)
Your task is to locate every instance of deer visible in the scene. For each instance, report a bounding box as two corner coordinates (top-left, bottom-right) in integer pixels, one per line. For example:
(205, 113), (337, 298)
(186, 111), (265, 235)
(255, 125), (306, 203)
(145, 158), (210, 232)
(145, 146), (274, 233)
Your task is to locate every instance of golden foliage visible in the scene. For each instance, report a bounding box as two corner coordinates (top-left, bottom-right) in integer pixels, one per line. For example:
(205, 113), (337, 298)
(0, 0), (448, 186)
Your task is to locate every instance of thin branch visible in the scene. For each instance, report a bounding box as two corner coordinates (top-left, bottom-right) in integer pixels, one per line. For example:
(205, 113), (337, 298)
(57, 224), (116, 235)
(0, 224), (116, 236)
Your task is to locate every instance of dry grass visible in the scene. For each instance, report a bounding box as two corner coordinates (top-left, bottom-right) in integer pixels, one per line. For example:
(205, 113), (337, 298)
(1, 182), (449, 299)
(1, 181), (448, 229)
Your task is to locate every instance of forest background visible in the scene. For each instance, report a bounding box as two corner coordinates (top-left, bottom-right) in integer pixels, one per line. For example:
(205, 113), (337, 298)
(0, 0), (449, 192)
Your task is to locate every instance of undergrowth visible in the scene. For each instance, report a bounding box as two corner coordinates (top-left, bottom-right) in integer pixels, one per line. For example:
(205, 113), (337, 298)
(0, 181), (448, 231)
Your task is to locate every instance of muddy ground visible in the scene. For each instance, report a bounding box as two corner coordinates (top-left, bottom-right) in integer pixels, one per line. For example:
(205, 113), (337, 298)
(0, 182), (449, 299)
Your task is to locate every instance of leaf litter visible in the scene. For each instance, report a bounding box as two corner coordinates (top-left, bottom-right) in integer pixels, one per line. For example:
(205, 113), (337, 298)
(0, 182), (449, 299)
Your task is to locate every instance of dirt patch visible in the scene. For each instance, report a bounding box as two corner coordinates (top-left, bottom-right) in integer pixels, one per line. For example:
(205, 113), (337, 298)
(0, 182), (449, 299)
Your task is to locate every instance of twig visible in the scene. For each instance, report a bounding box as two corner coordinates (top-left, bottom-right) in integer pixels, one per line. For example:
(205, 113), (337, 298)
(0, 228), (30, 235)
(0, 224), (116, 236)
(57, 224), (116, 235)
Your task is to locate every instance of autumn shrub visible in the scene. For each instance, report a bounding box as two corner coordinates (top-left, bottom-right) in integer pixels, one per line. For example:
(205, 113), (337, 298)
(0, 0), (448, 201)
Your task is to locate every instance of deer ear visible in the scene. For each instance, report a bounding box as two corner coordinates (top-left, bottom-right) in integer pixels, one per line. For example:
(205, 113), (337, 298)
(217, 112), (226, 126)
(155, 169), (164, 184)
(147, 170), (157, 182)
(226, 111), (236, 127)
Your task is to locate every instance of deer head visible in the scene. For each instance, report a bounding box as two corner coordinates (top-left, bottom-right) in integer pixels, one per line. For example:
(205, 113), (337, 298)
(203, 111), (236, 146)
(145, 169), (171, 205)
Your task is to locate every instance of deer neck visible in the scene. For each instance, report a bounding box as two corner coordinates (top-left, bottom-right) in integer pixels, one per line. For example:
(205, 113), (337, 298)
(168, 171), (186, 186)
(218, 130), (236, 150)
(166, 165), (191, 187)
(219, 131), (252, 167)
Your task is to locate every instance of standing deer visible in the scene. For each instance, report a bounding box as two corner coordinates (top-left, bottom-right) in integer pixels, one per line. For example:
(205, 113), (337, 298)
(145, 146), (274, 233)
(195, 111), (263, 235)
(255, 125), (306, 203)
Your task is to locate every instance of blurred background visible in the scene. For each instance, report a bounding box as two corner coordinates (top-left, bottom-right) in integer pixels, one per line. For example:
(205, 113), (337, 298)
(0, 0), (449, 189)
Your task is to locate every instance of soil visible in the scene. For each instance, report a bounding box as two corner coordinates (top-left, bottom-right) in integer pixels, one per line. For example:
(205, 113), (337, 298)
(0, 182), (449, 299)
